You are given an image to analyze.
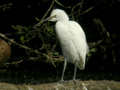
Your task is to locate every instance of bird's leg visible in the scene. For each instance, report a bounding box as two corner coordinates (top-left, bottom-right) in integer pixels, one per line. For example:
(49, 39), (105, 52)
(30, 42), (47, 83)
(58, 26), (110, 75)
(60, 59), (67, 82)
(73, 65), (77, 80)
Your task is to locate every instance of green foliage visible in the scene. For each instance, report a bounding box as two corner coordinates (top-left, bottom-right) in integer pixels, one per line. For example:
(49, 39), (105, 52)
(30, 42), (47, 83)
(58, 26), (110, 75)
(52, 52), (59, 56)
(0, 3), (12, 12)
(88, 48), (97, 57)
(11, 25), (34, 44)
(0, 0), (118, 70)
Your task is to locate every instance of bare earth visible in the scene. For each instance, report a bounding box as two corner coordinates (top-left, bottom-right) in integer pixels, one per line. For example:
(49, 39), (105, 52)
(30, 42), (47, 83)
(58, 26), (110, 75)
(0, 80), (120, 90)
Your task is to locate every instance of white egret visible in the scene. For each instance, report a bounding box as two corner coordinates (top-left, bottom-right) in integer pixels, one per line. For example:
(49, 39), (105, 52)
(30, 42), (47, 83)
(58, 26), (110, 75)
(45, 9), (89, 81)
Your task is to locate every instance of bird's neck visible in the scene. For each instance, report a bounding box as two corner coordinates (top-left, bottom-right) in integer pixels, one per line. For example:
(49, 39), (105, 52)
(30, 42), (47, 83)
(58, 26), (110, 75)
(58, 19), (69, 23)
(58, 14), (69, 22)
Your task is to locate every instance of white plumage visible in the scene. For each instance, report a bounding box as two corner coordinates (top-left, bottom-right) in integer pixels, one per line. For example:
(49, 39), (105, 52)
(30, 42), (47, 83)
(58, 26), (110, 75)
(47, 9), (89, 81)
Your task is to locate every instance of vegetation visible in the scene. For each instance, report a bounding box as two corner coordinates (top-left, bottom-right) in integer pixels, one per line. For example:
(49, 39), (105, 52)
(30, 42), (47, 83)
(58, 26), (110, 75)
(0, 0), (120, 83)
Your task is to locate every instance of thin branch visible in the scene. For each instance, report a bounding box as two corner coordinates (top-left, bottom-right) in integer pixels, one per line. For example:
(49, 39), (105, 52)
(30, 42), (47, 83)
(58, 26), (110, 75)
(80, 7), (94, 15)
(71, 1), (84, 13)
(54, 0), (71, 8)
(93, 18), (116, 63)
(33, 0), (55, 28)
(0, 33), (64, 65)
(54, 0), (65, 8)
(0, 33), (40, 54)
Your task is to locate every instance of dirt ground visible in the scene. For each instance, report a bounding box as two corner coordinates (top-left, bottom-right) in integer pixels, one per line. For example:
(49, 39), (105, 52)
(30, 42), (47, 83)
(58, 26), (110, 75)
(0, 80), (120, 90)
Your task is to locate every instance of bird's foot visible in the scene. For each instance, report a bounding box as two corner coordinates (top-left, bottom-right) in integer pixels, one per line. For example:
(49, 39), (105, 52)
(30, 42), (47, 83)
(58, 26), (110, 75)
(72, 79), (78, 85)
(58, 79), (70, 84)
(58, 79), (64, 83)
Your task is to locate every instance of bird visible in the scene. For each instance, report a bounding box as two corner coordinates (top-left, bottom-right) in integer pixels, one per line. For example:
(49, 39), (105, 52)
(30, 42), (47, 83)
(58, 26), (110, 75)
(45, 9), (89, 81)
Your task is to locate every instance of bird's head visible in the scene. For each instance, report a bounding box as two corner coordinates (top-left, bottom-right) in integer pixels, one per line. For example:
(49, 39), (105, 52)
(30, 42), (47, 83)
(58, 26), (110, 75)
(45, 9), (69, 22)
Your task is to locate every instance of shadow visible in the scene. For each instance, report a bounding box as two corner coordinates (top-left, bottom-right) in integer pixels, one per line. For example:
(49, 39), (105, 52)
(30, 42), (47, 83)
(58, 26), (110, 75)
(0, 61), (120, 85)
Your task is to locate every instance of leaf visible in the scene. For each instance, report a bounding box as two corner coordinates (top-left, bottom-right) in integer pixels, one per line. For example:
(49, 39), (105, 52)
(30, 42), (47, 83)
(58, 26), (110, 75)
(20, 36), (25, 43)
(90, 48), (97, 52)
(35, 17), (40, 22)
(53, 52), (59, 56)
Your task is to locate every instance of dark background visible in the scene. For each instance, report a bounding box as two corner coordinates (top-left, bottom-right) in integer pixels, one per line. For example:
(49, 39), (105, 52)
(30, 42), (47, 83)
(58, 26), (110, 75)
(0, 0), (120, 83)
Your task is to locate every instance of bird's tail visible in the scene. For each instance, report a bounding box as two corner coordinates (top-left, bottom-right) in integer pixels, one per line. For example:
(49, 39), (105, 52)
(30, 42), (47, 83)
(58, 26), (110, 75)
(75, 55), (85, 70)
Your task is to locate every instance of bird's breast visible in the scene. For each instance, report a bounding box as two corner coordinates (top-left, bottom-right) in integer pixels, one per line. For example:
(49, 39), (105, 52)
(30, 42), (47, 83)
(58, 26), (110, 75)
(55, 21), (79, 63)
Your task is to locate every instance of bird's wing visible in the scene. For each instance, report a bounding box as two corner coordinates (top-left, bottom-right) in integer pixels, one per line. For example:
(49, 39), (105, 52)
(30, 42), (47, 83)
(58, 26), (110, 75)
(55, 21), (77, 62)
(55, 21), (89, 69)
(69, 21), (86, 40)
(69, 21), (89, 54)
(68, 21), (89, 69)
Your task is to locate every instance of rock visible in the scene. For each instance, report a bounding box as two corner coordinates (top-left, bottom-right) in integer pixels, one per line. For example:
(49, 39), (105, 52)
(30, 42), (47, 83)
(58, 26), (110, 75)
(0, 39), (11, 65)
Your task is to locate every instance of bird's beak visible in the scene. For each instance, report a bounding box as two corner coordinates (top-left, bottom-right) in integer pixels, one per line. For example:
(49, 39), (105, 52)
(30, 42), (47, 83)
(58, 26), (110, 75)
(43, 15), (56, 22)
(33, 15), (56, 28)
